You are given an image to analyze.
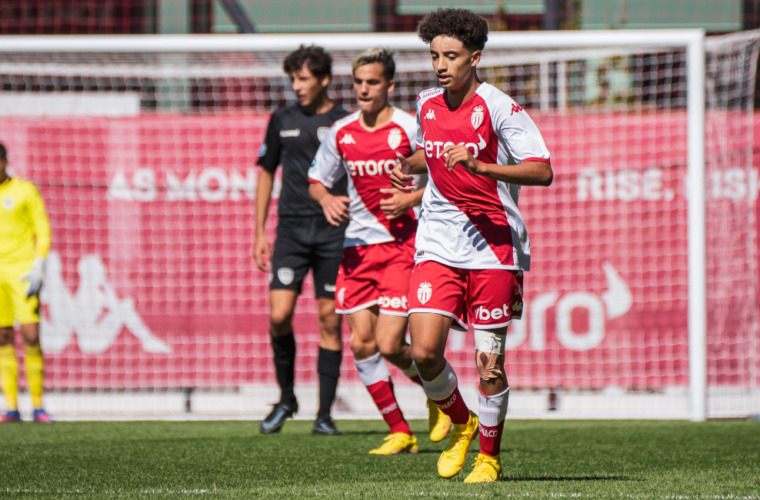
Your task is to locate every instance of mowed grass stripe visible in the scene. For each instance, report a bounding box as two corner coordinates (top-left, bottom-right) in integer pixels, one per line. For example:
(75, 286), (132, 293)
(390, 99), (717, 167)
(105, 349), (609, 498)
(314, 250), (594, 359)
(0, 419), (758, 498)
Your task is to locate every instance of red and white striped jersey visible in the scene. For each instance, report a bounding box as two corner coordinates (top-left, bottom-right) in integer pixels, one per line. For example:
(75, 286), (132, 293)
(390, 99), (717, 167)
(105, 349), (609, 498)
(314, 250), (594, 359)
(309, 107), (418, 248)
(415, 82), (550, 271)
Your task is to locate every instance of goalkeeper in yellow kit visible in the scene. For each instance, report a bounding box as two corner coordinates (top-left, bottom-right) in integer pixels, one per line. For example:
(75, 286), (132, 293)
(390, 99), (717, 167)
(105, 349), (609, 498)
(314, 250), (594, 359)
(0, 142), (53, 423)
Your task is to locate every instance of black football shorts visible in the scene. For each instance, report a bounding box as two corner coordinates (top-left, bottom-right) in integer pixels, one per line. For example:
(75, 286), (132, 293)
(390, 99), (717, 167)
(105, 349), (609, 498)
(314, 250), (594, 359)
(270, 215), (345, 299)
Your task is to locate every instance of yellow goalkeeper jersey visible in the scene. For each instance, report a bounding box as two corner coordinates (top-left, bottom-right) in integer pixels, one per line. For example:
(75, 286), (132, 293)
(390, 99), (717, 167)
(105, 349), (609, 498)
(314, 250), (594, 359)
(0, 177), (51, 264)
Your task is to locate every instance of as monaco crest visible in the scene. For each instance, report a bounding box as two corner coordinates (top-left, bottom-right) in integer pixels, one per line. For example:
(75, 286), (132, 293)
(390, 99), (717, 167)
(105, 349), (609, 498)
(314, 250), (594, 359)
(417, 281), (432, 305)
(471, 105), (484, 129)
(387, 128), (402, 150)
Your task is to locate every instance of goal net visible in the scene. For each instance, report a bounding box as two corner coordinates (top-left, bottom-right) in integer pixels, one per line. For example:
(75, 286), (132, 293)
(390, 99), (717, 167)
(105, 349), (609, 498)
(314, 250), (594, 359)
(0, 30), (758, 420)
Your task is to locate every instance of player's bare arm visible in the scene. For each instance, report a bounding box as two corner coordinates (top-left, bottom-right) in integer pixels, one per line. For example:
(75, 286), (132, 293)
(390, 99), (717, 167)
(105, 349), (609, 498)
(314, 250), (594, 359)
(390, 150), (426, 190)
(378, 186), (424, 220)
(441, 144), (553, 186)
(308, 181), (351, 226)
(253, 168), (274, 272)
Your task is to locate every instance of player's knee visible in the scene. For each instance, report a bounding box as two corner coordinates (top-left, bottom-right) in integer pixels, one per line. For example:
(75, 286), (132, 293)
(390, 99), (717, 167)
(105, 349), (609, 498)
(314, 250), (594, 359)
(317, 311), (341, 335)
(268, 311), (293, 332)
(318, 311), (340, 327)
(474, 329), (507, 382)
(476, 351), (506, 382)
(18, 324), (40, 346)
(376, 337), (403, 361)
(410, 344), (439, 374)
(349, 337), (376, 359)
(0, 327), (14, 345)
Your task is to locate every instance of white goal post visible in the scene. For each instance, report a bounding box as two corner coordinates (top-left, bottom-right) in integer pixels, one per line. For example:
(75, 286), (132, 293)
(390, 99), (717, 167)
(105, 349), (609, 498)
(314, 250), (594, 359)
(0, 30), (757, 422)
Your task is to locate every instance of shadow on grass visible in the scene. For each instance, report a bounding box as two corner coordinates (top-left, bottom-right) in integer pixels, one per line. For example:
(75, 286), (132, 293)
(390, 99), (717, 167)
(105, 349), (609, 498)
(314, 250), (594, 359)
(339, 430), (392, 436)
(414, 448), (444, 455)
(506, 475), (637, 482)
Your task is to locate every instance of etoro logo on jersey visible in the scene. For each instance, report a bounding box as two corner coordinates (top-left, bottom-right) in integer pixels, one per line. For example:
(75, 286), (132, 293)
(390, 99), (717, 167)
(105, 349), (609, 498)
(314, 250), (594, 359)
(423, 131), (488, 160)
(346, 158), (397, 177)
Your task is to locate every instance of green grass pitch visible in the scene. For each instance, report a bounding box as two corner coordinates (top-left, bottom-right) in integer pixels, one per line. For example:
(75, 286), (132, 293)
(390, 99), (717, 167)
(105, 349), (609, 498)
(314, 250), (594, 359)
(1, 419), (758, 498)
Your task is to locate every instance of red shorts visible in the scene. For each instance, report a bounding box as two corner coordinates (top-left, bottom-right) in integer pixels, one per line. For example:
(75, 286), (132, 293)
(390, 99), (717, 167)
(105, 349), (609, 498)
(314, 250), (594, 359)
(408, 260), (524, 331)
(335, 239), (415, 316)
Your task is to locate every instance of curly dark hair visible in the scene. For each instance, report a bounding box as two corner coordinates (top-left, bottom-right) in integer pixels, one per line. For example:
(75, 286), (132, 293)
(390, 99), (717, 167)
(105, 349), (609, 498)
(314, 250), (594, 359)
(417, 8), (489, 52)
(283, 44), (333, 80)
(0, 142), (6, 160)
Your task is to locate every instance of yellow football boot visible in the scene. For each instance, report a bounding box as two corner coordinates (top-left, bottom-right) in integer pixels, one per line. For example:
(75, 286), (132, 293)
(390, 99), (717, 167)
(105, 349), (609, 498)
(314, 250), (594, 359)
(427, 399), (452, 442)
(369, 432), (419, 455)
(437, 411), (479, 478)
(463, 453), (503, 483)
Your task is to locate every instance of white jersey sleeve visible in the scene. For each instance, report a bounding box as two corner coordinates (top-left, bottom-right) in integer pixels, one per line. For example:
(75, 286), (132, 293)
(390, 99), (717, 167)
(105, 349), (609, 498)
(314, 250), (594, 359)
(415, 87), (443, 150)
(480, 85), (551, 165)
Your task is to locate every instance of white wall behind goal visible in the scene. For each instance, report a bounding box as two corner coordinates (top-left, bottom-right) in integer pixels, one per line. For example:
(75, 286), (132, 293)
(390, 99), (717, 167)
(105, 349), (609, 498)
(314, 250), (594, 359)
(0, 92), (140, 117)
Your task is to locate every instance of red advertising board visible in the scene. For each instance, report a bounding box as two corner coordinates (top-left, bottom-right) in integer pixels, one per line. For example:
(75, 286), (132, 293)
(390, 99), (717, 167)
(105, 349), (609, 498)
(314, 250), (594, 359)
(0, 111), (756, 390)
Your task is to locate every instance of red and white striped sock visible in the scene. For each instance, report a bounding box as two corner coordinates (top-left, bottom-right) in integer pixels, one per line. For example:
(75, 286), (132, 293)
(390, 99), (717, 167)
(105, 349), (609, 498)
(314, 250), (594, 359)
(355, 352), (411, 435)
(401, 361), (424, 387)
(367, 379), (411, 435)
(477, 386), (509, 456)
(421, 361), (470, 425)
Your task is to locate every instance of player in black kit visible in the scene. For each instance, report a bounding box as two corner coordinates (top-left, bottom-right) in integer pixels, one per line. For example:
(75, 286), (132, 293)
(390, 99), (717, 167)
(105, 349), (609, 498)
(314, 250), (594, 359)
(254, 45), (349, 435)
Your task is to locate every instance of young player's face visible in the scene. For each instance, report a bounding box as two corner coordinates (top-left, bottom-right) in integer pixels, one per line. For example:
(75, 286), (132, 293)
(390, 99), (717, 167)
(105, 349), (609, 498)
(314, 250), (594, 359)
(352, 62), (394, 116)
(289, 64), (330, 108)
(429, 35), (481, 92)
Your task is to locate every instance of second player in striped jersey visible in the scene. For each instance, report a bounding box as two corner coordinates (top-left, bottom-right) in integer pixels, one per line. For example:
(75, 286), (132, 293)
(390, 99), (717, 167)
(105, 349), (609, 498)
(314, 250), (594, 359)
(309, 47), (451, 455)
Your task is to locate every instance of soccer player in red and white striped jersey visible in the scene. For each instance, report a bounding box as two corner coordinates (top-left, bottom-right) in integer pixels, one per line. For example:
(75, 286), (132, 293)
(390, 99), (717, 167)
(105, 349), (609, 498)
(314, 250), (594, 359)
(309, 47), (451, 455)
(391, 9), (553, 482)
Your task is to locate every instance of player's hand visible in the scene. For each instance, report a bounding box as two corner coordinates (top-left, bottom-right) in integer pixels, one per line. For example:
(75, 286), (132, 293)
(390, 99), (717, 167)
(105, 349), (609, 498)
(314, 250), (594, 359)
(319, 194), (352, 226)
(379, 187), (414, 220)
(253, 235), (271, 273)
(390, 153), (415, 191)
(441, 144), (481, 174)
(20, 257), (45, 298)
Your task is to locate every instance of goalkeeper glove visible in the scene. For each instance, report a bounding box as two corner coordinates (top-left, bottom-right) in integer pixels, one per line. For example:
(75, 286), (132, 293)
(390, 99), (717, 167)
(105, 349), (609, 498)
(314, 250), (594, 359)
(20, 257), (45, 298)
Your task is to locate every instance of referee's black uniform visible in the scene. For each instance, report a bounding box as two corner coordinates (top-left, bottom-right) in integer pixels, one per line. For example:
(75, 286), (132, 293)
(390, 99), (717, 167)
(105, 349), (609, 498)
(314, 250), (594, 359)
(258, 103), (349, 296)
(257, 102), (349, 434)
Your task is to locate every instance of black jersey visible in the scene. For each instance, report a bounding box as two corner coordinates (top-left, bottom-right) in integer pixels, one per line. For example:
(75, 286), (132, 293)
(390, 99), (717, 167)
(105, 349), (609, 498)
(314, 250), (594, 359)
(258, 104), (350, 217)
